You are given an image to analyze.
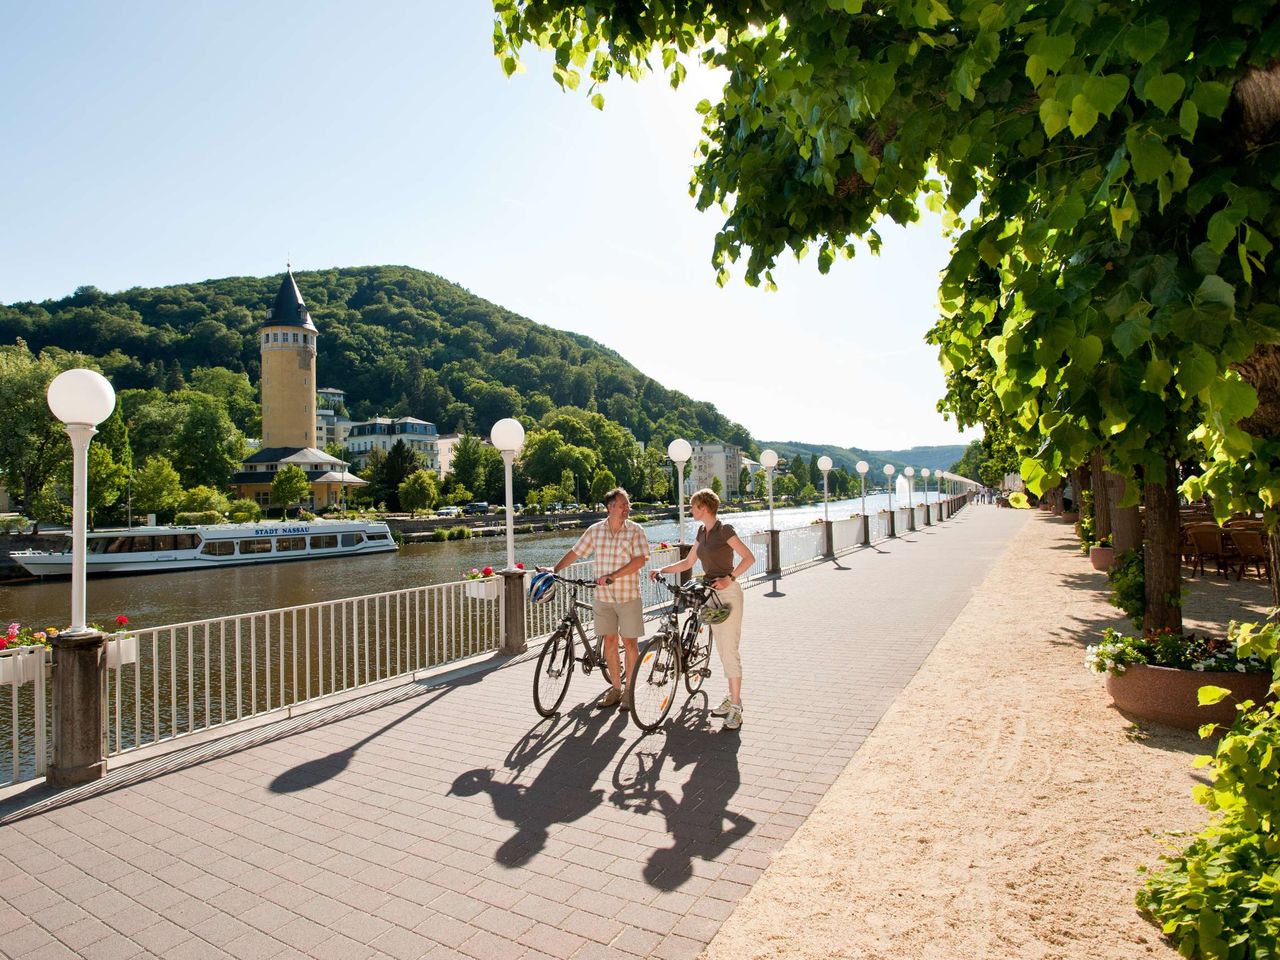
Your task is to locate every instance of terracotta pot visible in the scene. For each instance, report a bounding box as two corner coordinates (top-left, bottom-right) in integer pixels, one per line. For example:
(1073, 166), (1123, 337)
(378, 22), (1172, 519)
(1089, 545), (1115, 571)
(1105, 663), (1273, 732)
(1061, 511), (1079, 523)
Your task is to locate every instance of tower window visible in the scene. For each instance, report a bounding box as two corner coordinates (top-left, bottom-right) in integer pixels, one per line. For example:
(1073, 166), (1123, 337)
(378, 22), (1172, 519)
(272, 332), (279, 342)
(262, 334), (268, 345)
(292, 333), (299, 343)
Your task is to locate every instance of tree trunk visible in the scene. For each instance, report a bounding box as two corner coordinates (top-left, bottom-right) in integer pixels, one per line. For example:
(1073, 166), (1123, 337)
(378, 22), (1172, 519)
(1109, 472), (1142, 554)
(1267, 508), (1280, 610)
(1143, 457), (1183, 635)
(1091, 451), (1111, 539)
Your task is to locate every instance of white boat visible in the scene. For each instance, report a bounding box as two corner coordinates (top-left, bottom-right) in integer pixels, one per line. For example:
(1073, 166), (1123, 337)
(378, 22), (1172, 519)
(11, 520), (398, 577)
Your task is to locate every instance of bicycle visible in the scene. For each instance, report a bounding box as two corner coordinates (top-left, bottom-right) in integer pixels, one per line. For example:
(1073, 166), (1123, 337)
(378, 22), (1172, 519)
(531, 575), (626, 717)
(627, 577), (728, 732)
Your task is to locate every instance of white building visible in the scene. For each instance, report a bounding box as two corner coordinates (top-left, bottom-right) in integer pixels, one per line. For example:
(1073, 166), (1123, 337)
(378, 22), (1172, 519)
(690, 442), (742, 498)
(346, 417), (441, 470)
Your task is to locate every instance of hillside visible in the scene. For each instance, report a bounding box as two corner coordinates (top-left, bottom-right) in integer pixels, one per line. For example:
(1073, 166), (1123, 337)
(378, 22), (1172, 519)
(867, 445), (971, 473)
(758, 441), (968, 475)
(0, 265), (756, 453)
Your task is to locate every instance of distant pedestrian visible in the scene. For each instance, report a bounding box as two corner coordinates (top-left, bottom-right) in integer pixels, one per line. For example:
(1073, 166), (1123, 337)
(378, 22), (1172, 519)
(651, 488), (754, 731)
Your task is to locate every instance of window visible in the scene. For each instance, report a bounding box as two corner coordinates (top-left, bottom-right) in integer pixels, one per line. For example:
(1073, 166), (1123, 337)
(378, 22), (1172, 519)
(340, 533), (365, 547)
(255, 492), (270, 505)
(292, 332), (298, 343)
(276, 537), (306, 552)
(262, 334), (268, 345)
(177, 535), (200, 550)
(367, 532), (390, 541)
(201, 541), (234, 556)
(272, 332), (279, 342)
(310, 534), (338, 550)
(238, 538), (273, 554)
(153, 536), (176, 551)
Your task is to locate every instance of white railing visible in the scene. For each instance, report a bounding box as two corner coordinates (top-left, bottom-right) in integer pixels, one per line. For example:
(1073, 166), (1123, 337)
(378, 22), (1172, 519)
(742, 531), (772, 583)
(1, 646), (50, 786)
(832, 517), (863, 555)
(869, 510), (890, 542)
(102, 578), (503, 762)
(915, 504), (927, 528)
(895, 507), (912, 532)
(779, 524), (825, 572)
(523, 546), (681, 641)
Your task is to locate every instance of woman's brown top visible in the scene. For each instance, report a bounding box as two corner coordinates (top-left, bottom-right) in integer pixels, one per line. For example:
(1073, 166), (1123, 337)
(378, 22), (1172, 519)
(696, 520), (738, 578)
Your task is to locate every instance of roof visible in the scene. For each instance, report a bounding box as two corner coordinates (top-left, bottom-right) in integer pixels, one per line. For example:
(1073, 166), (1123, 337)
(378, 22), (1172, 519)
(241, 447), (349, 468)
(232, 467), (367, 486)
(263, 267), (317, 332)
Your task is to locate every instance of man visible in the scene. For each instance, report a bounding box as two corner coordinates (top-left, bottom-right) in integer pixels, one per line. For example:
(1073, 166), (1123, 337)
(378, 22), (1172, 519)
(549, 487), (649, 709)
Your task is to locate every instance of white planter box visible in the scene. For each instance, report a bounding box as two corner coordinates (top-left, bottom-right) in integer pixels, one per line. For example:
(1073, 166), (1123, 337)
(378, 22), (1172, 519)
(465, 579), (501, 601)
(106, 635), (138, 669)
(0, 647), (45, 685)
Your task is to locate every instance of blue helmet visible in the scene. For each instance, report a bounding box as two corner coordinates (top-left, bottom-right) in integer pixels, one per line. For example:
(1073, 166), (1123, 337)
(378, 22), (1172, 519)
(528, 570), (558, 604)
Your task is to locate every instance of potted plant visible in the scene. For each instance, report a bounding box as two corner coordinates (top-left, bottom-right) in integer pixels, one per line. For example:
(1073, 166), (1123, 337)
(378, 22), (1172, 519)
(1085, 624), (1274, 731)
(463, 567), (501, 600)
(1089, 535), (1115, 571)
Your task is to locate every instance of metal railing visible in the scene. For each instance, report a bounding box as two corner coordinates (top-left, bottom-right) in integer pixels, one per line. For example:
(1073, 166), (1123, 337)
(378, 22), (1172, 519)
(779, 524), (825, 572)
(522, 546), (681, 640)
(832, 517), (864, 555)
(869, 510), (890, 542)
(1, 647), (50, 785)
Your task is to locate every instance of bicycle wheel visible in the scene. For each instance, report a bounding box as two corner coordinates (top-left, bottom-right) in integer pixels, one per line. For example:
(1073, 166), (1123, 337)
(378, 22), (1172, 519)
(682, 616), (713, 694)
(628, 633), (681, 732)
(533, 628), (575, 717)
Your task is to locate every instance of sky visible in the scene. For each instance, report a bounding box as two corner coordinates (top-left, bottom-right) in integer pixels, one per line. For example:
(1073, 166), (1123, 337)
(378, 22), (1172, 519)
(0, 1), (981, 452)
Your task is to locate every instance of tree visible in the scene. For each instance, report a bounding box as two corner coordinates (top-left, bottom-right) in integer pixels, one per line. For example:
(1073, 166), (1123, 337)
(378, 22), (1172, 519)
(0, 342), (86, 512)
(590, 467), (617, 505)
(399, 469), (440, 516)
(132, 455), (182, 518)
(367, 439), (421, 511)
(271, 465), (312, 509)
(495, 1), (1280, 629)
(790, 455), (810, 489)
(177, 486), (230, 514)
(168, 393), (244, 490)
(559, 468), (577, 503)
(189, 367), (260, 436)
(710, 475), (723, 498)
(738, 465), (751, 496)
(640, 445), (670, 502)
(227, 498), (263, 523)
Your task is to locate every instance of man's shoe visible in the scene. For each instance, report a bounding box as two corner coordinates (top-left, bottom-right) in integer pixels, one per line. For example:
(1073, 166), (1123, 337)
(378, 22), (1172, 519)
(620, 690), (633, 712)
(597, 688), (622, 709)
(711, 696), (733, 717)
(722, 704), (743, 731)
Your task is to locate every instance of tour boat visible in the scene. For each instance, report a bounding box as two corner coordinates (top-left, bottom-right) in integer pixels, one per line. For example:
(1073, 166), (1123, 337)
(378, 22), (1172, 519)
(11, 519), (398, 577)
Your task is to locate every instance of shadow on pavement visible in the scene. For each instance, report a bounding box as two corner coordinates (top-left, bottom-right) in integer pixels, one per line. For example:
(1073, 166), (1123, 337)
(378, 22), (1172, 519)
(453, 703), (629, 868)
(610, 693), (755, 891)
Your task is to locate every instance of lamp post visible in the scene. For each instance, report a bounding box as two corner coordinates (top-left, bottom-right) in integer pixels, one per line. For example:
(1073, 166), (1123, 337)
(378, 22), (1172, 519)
(904, 466), (915, 511)
(667, 438), (692, 544)
(856, 460), (869, 518)
(882, 463), (895, 513)
(817, 456), (832, 522)
(490, 418), (525, 571)
(921, 468), (931, 523)
(760, 449), (779, 531)
(47, 369), (117, 634)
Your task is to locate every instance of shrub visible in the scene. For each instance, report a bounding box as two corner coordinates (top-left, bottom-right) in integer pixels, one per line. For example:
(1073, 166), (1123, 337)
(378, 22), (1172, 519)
(174, 510), (224, 526)
(227, 499), (263, 524)
(446, 525), (471, 541)
(1085, 627), (1268, 676)
(1107, 548), (1145, 629)
(1137, 620), (1280, 955)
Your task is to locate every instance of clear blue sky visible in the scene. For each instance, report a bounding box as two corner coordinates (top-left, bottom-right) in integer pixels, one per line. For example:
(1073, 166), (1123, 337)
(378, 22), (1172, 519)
(1, 1), (980, 452)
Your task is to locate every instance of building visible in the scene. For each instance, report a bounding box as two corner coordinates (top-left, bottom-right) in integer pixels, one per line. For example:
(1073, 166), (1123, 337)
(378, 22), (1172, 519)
(346, 417), (440, 470)
(316, 387), (352, 449)
(232, 268), (367, 509)
(690, 442), (742, 498)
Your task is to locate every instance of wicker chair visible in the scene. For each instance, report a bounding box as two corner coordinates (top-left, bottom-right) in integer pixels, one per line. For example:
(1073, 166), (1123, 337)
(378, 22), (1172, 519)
(1187, 526), (1237, 578)
(1228, 528), (1270, 581)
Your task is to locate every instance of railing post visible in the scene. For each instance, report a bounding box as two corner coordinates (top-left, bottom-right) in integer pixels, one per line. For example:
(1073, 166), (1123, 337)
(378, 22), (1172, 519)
(677, 544), (693, 585)
(924, 503), (932, 526)
(861, 514), (870, 546)
(499, 571), (527, 656)
(48, 631), (106, 786)
(888, 510), (896, 538)
(908, 508), (916, 532)
(822, 520), (834, 558)
(767, 530), (781, 576)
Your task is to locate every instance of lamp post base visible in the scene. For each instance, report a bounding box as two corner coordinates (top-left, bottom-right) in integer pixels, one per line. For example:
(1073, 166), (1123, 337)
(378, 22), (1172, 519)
(49, 630), (106, 788)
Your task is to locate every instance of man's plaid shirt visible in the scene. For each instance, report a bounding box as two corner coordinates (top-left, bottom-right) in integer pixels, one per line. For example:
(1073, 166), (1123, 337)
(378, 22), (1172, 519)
(571, 519), (649, 603)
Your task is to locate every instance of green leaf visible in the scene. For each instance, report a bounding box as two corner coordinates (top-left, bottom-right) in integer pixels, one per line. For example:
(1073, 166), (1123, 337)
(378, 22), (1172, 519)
(1197, 274), (1236, 309)
(1040, 98), (1070, 138)
(1072, 334), (1103, 369)
(1208, 377), (1257, 422)
(1113, 316), (1152, 357)
(1192, 80), (1231, 119)
(1069, 95), (1099, 137)
(590, 92), (605, 111)
(1191, 243), (1221, 275)
(1083, 75), (1130, 117)
(1126, 127), (1172, 183)
(1178, 99), (1199, 138)
(501, 56), (518, 78)
(1046, 192), (1085, 231)
(1123, 17), (1169, 64)
(1142, 357), (1173, 394)
(1207, 206), (1246, 253)
(1197, 685), (1230, 706)
(1025, 31), (1075, 74)
(1141, 72), (1185, 114)
(1020, 457), (1048, 495)
(1178, 345), (1217, 396)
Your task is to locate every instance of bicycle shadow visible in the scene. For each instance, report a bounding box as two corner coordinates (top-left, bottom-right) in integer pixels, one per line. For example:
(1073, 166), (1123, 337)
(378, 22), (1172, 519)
(450, 702), (629, 868)
(611, 693), (756, 891)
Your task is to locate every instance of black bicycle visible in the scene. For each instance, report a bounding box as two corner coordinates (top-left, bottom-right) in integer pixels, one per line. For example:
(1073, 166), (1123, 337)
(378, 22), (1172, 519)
(532, 575), (625, 717)
(627, 578), (728, 732)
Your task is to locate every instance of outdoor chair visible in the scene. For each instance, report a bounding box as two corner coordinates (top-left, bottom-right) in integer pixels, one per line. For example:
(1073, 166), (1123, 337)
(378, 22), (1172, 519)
(1187, 526), (1237, 578)
(1228, 528), (1270, 581)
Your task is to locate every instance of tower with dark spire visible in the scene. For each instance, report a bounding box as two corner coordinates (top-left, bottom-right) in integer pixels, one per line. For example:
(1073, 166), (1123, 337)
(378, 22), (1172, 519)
(259, 265), (318, 449)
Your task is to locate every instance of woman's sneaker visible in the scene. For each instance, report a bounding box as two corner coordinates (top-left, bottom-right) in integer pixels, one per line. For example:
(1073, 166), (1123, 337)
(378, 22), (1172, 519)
(722, 704), (743, 731)
(711, 696), (733, 717)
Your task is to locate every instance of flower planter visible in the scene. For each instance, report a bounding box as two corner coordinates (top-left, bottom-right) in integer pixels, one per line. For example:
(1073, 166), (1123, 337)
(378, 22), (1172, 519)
(1105, 663), (1273, 732)
(1061, 511), (1079, 523)
(1089, 545), (1115, 571)
(0, 647), (47, 685)
(464, 579), (501, 601)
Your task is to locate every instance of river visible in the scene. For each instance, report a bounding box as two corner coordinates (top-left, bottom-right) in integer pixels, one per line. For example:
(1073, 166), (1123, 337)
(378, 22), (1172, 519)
(0, 493), (925, 631)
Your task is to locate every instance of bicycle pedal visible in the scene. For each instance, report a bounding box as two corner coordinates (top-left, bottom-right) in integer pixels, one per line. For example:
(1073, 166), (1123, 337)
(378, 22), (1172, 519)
(700, 668), (711, 678)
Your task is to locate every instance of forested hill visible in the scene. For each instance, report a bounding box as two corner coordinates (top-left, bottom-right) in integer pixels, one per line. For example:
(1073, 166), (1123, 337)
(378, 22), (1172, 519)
(0, 265), (756, 452)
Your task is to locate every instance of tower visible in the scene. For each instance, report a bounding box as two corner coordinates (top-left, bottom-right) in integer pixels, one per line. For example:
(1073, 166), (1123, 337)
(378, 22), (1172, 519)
(259, 267), (318, 449)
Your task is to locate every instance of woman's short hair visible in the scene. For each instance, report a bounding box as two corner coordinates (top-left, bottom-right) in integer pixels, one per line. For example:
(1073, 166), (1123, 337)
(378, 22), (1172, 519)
(690, 488), (720, 515)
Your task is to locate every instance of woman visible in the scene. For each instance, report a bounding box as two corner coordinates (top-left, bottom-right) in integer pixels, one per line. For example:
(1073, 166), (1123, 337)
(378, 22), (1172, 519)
(650, 488), (755, 731)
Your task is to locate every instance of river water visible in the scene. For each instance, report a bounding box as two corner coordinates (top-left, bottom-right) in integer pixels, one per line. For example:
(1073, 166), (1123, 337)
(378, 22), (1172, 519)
(1, 493), (925, 631)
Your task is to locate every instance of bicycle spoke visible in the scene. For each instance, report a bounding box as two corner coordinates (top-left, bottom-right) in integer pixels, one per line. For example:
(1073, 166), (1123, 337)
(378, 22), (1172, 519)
(533, 630), (574, 717)
(629, 634), (680, 731)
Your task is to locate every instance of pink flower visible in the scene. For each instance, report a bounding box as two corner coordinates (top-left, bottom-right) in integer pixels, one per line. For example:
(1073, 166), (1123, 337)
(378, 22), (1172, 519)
(6, 622), (18, 640)
(115, 615), (129, 626)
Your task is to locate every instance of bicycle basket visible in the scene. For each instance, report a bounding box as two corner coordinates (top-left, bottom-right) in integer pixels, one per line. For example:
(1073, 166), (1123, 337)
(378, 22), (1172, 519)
(701, 594), (732, 625)
(527, 570), (558, 604)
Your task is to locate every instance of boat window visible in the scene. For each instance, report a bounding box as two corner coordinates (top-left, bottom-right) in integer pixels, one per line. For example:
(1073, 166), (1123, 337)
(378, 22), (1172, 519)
(239, 538), (273, 554)
(108, 536), (152, 553)
(310, 535), (338, 550)
(366, 532), (390, 541)
(153, 536), (176, 551)
(341, 533), (365, 547)
(176, 535), (199, 550)
(276, 537), (306, 552)
(89, 539), (112, 554)
(201, 541), (234, 556)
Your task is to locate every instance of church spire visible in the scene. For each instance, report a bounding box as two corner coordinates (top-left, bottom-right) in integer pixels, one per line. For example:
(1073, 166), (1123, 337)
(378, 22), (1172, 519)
(264, 266), (317, 331)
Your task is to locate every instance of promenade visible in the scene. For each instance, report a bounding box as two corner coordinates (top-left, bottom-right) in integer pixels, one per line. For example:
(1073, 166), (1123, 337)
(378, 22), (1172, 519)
(2, 507), (1034, 959)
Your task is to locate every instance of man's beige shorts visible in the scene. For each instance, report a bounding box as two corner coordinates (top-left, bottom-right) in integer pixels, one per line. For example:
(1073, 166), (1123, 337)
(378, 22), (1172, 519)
(592, 598), (644, 639)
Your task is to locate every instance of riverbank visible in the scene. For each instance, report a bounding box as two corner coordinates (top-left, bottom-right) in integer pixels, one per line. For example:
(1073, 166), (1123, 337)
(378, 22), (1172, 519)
(703, 510), (1268, 960)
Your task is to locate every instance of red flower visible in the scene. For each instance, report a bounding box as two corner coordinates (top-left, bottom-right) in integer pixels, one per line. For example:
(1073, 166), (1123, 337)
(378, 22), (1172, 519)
(0, 636), (8, 651)
(515, 562), (525, 570)
(482, 566), (494, 577)
(115, 615), (129, 626)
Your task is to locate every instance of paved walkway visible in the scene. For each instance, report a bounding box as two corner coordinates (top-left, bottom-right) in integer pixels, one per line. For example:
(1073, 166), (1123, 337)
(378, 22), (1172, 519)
(0, 506), (1022, 960)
